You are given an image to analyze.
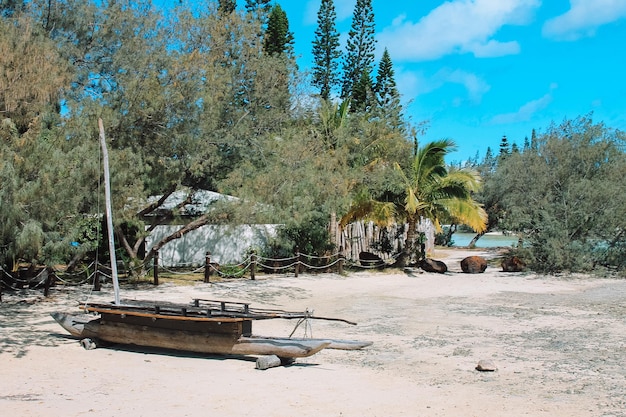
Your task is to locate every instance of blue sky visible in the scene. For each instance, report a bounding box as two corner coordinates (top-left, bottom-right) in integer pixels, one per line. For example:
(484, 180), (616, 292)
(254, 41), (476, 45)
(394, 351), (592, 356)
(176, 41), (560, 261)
(278, 0), (626, 161)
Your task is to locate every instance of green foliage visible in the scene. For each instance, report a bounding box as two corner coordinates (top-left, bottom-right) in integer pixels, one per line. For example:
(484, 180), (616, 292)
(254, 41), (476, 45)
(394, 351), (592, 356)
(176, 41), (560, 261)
(340, 0), (376, 101)
(311, 0), (341, 100)
(218, 0), (236, 14)
(263, 4), (294, 57)
(262, 212), (334, 259)
(488, 115), (626, 273)
(342, 139), (487, 266)
(351, 70), (375, 113)
(0, 0), (459, 273)
(374, 48), (403, 131)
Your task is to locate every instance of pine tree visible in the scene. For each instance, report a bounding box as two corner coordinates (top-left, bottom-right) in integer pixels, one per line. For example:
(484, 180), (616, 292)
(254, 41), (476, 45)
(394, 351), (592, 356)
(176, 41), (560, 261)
(351, 69), (375, 112)
(499, 135), (510, 156)
(530, 128), (538, 151)
(311, 0), (341, 100)
(218, 0), (236, 14)
(374, 48), (403, 130)
(340, 0), (376, 101)
(263, 4), (294, 57)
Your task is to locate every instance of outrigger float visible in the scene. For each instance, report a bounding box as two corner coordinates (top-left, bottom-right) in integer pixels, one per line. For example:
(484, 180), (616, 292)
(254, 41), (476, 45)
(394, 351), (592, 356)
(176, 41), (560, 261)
(51, 298), (371, 368)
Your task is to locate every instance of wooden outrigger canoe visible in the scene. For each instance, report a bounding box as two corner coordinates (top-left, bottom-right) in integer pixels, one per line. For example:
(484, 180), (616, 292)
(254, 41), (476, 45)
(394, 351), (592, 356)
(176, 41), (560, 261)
(51, 298), (371, 361)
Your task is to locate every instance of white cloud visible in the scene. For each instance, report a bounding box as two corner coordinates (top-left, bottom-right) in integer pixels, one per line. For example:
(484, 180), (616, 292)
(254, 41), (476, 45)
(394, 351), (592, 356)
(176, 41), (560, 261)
(304, 0), (355, 25)
(542, 0), (626, 40)
(490, 85), (556, 124)
(378, 0), (540, 61)
(469, 39), (521, 57)
(396, 67), (490, 104)
(441, 69), (491, 103)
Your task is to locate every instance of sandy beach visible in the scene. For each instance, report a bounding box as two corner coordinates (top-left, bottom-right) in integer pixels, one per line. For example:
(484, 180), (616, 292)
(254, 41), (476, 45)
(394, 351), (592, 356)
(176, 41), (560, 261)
(1, 247), (625, 417)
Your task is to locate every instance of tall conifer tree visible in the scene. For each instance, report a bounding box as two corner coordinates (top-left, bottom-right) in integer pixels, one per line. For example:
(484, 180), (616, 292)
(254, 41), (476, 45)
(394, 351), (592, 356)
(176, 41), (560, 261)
(263, 4), (294, 57)
(311, 0), (341, 100)
(374, 48), (403, 130)
(340, 0), (376, 102)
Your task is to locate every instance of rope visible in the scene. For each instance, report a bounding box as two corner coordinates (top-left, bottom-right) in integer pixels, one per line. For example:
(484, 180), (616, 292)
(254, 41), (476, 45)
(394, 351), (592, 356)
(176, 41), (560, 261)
(159, 265), (205, 275)
(299, 257), (343, 270)
(256, 255), (297, 262)
(257, 261), (299, 271)
(288, 308), (314, 338)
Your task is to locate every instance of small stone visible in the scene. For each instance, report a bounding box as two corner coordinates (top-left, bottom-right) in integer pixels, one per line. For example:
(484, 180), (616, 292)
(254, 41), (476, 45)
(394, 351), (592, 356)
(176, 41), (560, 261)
(476, 359), (497, 372)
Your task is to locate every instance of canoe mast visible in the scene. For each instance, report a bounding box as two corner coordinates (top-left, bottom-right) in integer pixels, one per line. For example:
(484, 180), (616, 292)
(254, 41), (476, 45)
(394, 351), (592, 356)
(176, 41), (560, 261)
(98, 118), (120, 306)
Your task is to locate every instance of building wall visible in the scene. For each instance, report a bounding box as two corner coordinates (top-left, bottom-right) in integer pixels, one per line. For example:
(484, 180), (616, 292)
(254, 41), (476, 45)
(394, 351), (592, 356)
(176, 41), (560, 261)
(145, 224), (279, 267)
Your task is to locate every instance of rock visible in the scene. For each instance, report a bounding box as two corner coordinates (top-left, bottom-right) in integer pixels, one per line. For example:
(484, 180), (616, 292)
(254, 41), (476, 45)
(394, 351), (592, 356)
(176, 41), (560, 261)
(359, 251), (384, 267)
(80, 338), (97, 350)
(256, 355), (282, 370)
(501, 256), (526, 272)
(460, 256), (487, 273)
(419, 258), (447, 273)
(475, 359), (497, 372)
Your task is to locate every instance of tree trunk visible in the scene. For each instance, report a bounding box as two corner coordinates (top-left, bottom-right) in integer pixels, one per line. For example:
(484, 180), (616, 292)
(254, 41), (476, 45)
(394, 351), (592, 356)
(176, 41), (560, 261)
(394, 216), (418, 268)
(143, 214), (213, 263)
(468, 231), (485, 248)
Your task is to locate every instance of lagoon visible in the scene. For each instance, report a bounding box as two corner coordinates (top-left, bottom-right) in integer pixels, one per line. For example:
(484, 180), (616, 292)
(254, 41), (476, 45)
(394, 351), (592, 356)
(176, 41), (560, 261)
(451, 232), (519, 248)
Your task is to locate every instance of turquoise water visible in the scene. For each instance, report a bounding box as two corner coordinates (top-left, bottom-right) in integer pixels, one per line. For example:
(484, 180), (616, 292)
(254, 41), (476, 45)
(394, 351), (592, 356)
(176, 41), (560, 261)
(451, 232), (519, 248)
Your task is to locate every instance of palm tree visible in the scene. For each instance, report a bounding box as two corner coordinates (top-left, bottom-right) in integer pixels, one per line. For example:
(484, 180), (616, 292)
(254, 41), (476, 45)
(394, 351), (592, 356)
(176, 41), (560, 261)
(341, 139), (487, 267)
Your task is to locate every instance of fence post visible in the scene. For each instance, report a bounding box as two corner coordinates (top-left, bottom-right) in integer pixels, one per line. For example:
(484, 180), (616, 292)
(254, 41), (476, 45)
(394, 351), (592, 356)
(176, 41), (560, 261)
(294, 249), (300, 278)
(204, 251), (211, 283)
(153, 251), (159, 286)
(338, 255), (345, 275)
(43, 267), (53, 297)
(250, 252), (256, 280)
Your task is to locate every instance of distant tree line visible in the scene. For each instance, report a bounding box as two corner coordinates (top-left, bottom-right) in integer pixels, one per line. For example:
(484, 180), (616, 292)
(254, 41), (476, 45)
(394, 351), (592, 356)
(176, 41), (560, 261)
(450, 115), (626, 274)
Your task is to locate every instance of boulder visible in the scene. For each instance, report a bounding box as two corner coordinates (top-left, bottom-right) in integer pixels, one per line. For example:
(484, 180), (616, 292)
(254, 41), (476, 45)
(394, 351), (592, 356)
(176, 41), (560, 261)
(418, 258), (447, 273)
(501, 256), (526, 272)
(460, 256), (487, 274)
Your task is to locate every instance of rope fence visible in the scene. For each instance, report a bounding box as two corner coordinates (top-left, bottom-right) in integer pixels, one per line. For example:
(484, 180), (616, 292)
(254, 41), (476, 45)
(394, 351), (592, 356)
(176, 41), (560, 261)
(0, 247), (401, 301)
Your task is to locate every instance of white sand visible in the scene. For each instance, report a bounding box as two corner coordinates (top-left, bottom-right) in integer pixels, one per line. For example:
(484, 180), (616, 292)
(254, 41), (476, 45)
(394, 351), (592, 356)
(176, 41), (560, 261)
(1, 248), (625, 417)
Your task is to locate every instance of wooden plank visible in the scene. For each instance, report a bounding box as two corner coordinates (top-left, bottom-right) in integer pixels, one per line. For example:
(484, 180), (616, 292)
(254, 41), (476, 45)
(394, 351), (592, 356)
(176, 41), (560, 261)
(81, 306), (247, 323)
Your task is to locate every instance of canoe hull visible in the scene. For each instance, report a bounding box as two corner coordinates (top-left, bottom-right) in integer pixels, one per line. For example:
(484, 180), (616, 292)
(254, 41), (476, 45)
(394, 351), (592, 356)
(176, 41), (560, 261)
(52, 312), (330, 358)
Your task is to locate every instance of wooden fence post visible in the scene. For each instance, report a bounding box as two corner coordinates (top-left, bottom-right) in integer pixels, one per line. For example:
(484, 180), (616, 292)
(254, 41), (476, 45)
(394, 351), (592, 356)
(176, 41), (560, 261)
(294, 249), (300, 278)
(204, 251), (211, 283)
(153, 251), (159, 286)
(250, 252), (256, 280)
(338, 255), (344, 275)
(43, 268), (52, 297)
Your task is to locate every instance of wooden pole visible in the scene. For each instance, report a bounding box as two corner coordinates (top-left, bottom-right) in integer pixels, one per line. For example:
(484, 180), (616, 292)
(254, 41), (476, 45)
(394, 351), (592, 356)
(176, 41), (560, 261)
(250, 252), (256, 280)
(43, 268), (52, 297)
(98, 118), (120, 306)
(153, 251), (159, 286)
(204, 252), (211, 283)
(294, 249), (300, 278)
